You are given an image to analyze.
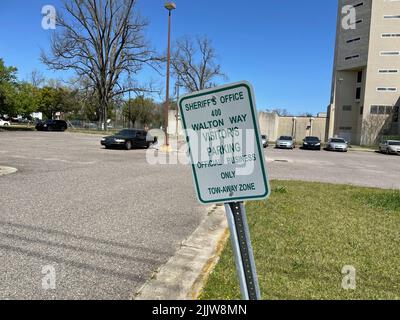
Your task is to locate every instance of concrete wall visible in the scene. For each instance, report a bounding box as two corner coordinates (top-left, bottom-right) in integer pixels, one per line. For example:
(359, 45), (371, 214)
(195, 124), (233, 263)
(167, 110), (184, 137)
(258, 112), (328, 142)
(258, 112), (279, 141)
(279, 117), (327, 142)
(170, 109), (328, 143)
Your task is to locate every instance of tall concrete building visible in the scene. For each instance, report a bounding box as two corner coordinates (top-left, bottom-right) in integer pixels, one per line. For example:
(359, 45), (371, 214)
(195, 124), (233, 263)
(327, 0), (400, 145)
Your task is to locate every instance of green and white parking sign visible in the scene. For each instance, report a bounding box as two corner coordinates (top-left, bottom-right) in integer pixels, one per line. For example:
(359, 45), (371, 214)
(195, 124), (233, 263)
(179, 81), (270, 204)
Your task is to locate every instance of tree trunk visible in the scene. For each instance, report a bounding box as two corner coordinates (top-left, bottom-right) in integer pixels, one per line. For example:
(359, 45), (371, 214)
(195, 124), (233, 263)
(99, 95), (108, 131)
(130, 117), (137, 128)
(103, 106), (107, 132)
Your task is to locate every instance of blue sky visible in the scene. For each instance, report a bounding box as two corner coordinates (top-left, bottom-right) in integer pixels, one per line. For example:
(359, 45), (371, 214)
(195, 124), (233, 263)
(0, 0), (338, 115)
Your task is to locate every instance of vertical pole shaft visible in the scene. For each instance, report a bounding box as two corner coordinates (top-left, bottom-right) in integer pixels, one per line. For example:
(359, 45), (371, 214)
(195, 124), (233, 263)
(224, 202), (261, 300)
(165, 10), (172, 147)
(225, 203), (249, 300)
(128, 90), (131, 129)
(176, 81), (180, 143)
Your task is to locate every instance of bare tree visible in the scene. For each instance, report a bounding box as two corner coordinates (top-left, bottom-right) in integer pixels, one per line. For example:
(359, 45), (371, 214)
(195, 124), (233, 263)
(171, 36), (225, 93)
(29, 70), (45, 87)
(265, 108), (291, 117)
(67, 75), (102, 121)
(361, 108), (395, 145)
(41, 0), (158, 130)
(298, 112), (314, 117)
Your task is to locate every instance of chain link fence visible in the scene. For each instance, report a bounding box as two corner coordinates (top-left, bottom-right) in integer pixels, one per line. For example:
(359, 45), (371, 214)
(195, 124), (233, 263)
(66, 118), (133, 132)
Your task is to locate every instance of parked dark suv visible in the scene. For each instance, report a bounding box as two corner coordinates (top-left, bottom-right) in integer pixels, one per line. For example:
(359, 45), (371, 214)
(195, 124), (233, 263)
(36, 120), (68, 132)
(101, 129), (156, 150)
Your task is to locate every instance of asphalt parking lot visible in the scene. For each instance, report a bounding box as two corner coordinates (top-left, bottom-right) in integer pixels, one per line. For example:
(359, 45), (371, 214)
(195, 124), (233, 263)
(0, 131), (206, 299)
(266, 146), (400, 190)
(0, 132), (399, 299)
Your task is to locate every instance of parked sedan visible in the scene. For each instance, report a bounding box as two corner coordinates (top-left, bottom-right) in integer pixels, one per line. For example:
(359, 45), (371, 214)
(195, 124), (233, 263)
(261, 135), (269, 148)
(36, 120), (68, 132)
(275, 136), (295, 149)
(101, 129), (156, 150)
(326, 138), (348, 152)
(302, 136), (321, 150)
(379, 140), (400, 155)
(0, 119), (11, 126)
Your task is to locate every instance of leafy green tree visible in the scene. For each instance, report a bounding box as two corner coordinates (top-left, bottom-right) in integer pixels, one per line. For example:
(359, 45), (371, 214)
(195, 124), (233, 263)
(0, 59), (18, 116)
(38, 87), (66, 119)
(60, 88), (83, 119)
(123, 96), (161, 128)
(169, 100), (178, 111)
(0, 59), (17, 83)
(152, 103), (163, 129)
(81, 95), (101, 121)
(14, 82), (40, 118)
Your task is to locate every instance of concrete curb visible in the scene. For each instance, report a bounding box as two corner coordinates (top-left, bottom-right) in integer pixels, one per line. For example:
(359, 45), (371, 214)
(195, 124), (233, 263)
(349, 148), (377, 153)
(0, 166), (18, 176)
(133, 205), (229, 300)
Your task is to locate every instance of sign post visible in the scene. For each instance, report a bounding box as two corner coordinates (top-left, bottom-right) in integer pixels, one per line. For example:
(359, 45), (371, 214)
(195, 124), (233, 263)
(224, 202), (261, 300)
(179, 81), (270, 300)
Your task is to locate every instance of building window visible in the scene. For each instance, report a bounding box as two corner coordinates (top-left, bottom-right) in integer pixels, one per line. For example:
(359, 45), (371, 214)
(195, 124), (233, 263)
(360, 106), (364, 115)
(346, 37), (361, 44)
(370, 105), (397, 115)
(339, 127), (352, 131)
(380, 51), (400, 56)
(357, 71), (363, 83)
(343, 105), (352, 111)
(381, 33), (400, 38)
(384, 15), (400, 19)
(345, 54), (360, 61)
(377, 87), (397, 92)
(356, 87), (362, 100)
(378, 69), (399, 74)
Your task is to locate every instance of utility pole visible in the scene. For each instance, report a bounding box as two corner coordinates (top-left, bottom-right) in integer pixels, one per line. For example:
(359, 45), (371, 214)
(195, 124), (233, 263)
(176, 79), (180, 143)
(128, 89), (131, 129)
(163, 2), (176, 149)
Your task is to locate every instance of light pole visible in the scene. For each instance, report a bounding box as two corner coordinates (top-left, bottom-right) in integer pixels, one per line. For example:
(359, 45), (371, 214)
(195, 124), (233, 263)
(128, 89), (131, 129)
(175, 78), (181, 143)
(163, 2), (176, 149)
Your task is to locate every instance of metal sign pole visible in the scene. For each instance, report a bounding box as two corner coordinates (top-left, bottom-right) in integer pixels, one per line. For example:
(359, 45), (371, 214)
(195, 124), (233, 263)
(179, 82), (269, 300)
(224, 202), (261, 300)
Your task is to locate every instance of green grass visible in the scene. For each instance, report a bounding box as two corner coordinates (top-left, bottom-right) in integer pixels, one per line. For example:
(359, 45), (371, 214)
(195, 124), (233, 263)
(355, 190), (400, 212)
(0, 125), (35, 132)
(200, 181), (400, 300)
(68, 128), (118, 135)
